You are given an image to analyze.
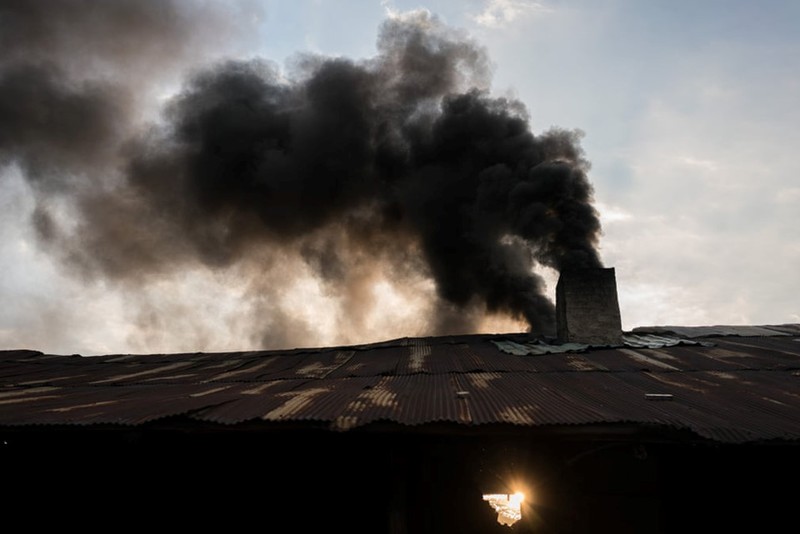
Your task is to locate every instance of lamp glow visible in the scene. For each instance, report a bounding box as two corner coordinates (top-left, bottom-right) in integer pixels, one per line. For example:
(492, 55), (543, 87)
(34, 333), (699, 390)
(482, 492), (525, 526)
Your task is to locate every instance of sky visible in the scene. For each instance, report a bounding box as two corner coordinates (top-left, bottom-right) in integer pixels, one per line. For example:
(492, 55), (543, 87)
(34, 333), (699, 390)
(1, 0), (798, 355)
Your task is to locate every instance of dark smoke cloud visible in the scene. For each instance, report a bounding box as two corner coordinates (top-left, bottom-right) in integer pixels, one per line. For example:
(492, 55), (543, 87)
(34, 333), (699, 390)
(0, 0), (254, 74)
(0, 62), (129, 185)
(0, 0), (260, 180)
(1, 5), (602, 347)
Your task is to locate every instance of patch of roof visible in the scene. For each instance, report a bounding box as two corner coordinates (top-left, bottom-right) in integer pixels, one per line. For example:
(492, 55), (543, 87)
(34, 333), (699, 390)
(632, 324), (800, 338)
(1, 324), (799, 444)
(491, 333), (712, 356)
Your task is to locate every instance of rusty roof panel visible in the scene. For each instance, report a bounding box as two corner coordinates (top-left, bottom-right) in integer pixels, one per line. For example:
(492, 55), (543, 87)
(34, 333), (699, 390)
(188, 379), (312, 424)
(272, 350), (356, 380)
(467, 373), (608, 426)
(2, 326), (800, 443)
(332, 376), (403, 429)
(200, 357), (274, 382)
(0, 383), (236, 426)
(448, 341), (541, 372)
(325, 345), (406, 378)
(710, 336), (800, 362)
(380, 374), (463, 425)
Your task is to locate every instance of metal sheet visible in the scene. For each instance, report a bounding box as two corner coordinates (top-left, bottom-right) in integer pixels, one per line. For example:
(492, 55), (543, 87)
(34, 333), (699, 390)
(2, 324), (799, 443)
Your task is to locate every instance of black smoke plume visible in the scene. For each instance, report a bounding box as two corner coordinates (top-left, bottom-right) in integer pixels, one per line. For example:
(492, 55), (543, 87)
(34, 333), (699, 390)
(0, 4), (602, 347)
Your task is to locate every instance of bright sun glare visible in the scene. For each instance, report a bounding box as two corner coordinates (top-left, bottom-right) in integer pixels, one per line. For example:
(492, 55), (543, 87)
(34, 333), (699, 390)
(482, 491), (525, 526)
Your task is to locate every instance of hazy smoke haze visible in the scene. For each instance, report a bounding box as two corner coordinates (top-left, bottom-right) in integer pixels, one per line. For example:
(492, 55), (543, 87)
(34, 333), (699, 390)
(0, 2), (602, 351)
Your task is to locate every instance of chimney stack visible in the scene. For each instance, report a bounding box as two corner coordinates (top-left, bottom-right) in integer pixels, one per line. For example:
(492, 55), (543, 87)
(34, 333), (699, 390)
(556, 267), (622, 345)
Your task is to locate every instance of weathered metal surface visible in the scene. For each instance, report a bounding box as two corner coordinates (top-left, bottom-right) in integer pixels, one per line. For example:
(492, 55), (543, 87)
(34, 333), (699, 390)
(632, 324), (794, 338)
(1, 324), (799, 443)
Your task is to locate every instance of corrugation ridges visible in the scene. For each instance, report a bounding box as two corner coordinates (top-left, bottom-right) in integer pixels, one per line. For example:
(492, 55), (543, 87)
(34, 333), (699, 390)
(1, 326), (799, 443)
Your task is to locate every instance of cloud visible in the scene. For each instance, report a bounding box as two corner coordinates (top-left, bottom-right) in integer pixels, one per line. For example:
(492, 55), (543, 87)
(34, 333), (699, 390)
(472, 0), (553, 28)
(600, 57), (800, 329)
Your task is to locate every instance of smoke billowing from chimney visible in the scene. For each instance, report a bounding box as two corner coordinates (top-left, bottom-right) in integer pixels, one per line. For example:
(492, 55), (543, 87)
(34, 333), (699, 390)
(0, 4), (602, 348)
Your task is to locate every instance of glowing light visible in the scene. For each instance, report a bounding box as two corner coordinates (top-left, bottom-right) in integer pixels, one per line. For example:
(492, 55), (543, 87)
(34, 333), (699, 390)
(482, 492), (525, 526)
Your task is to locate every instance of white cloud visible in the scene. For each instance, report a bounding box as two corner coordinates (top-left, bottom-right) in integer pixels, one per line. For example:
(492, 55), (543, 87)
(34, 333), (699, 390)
(472, 0), (553, 28)
(678, 156), (719, 173)
(601, 61), (800, 329)
(595, 201), (633, 224)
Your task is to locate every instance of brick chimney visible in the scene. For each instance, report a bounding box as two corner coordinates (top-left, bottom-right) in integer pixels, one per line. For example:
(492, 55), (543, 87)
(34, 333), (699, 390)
(556, 267), (622, 345)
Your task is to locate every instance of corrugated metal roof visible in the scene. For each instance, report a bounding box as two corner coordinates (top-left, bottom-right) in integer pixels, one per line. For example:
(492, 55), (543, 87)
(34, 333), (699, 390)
(632, 324), (799, 338)
(1, 324), (799, 443)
